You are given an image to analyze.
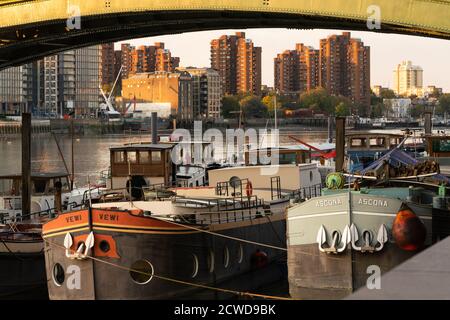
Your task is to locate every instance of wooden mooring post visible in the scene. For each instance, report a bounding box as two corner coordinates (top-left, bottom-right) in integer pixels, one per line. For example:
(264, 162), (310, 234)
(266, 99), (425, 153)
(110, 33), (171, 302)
(21, 113), (31, 219)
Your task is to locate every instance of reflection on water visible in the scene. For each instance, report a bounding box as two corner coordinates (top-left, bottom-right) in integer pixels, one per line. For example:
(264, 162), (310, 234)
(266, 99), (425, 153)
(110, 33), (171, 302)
(0, 129), (406, 187)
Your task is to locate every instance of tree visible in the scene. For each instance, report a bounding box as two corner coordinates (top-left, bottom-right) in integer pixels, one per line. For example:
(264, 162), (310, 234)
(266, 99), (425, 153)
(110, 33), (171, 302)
(221, 96), (240, 119)
(379, 88), (396, 99)
(335, 102), (350, 116)
(240, 96), (268, 118)
(409, 104), (425, 118)
(438, 94), (450, 115)
(299, 87), (336, 115)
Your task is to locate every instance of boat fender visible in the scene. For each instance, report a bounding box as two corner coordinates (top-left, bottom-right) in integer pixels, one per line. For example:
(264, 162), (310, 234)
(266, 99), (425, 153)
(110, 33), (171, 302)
(392, 207), (426, 251)
(246, 181), (253, 197)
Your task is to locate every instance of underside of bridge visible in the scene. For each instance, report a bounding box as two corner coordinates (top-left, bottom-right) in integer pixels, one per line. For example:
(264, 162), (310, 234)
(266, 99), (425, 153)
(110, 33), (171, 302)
(0, 1), (449, 69)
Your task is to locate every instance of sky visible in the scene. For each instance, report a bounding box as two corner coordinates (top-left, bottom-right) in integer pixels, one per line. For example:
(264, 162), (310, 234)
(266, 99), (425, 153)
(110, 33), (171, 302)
(116, 28), (450, 92)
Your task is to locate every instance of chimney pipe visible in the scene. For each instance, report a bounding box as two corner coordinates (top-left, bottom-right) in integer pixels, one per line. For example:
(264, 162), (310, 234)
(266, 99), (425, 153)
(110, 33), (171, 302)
(335, 117), (345, 172)
(424, 112), (432, 135)
(151, 112), (158, 144)
(327, 116), (333, 143)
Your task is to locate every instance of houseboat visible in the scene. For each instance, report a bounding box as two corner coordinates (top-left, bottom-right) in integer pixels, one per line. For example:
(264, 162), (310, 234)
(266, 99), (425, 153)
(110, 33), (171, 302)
(286, 138), (450, 299)
(42, 142), (323, 299)
(0, 172), (105, 299)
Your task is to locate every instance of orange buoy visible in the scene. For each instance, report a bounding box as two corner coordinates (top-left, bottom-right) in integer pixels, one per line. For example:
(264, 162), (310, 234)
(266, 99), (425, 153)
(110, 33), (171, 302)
(246, 181), (253, 197)
(392, 207), (426, 251)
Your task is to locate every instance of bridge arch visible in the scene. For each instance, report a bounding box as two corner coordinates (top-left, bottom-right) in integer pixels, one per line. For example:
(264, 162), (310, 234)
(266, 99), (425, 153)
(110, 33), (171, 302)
(0, 0), (449, 68)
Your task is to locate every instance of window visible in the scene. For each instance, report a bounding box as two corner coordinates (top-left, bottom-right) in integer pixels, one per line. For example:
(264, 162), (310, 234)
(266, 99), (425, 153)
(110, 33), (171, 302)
(191, 254), (199, 278)
(139, 152), (150, 164)
(369, 137), (385, 148)
(208, 250), (215, 273)
(129, 260), (154, 285)
(237, 244), (245, 264)
(127, 151), (138, 164)
(223, 246), (230, 268)
(350, 138), (366, 147)
(33, 180), (47, 194)
(114, 151), (125, 163)
(151, 151), (162, 163)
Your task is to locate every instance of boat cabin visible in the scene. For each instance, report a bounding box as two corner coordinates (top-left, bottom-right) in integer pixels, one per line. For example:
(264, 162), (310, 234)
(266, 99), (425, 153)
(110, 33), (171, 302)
(244, 146), (311, 166)
(346, 132), (403, 153)
(345, 132), (404, 172)
(0, 173), (71, 219)
(423, 134), (450, 157)
(109, 143), (176, 190)
(0, 173), (71, 197)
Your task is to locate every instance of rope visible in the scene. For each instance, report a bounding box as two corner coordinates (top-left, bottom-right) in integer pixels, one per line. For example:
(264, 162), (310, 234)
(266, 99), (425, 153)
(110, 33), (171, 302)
(132, 206), (397, 267)
(44, 239), (294, 301)
(138, 209), (288, 252)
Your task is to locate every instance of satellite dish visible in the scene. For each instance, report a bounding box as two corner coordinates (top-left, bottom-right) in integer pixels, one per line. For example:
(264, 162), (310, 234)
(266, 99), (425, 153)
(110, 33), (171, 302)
(229, 176), (242, 189)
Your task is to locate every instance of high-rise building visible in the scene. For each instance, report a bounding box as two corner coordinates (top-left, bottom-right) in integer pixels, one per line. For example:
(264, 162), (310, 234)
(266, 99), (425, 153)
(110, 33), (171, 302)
(211, 32), (261, 96)
(393, 60), (423, 97)
(319, 32), (371, 107)
(274, 44), (319, 95)
(101, 43), (116, 87)
(177, 67), (222, 119)
(125, 42), (180, 76)
(0, 66), (27, 115)
(122, 71), (194, 120)
(120, 43), (134, 79)
(39, 46), (101, 116)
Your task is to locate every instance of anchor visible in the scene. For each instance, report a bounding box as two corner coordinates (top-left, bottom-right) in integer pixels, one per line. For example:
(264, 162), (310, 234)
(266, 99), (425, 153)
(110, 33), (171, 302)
(350, 223), (388, 253)
(63, 232), (95, 260)
(317, 225), (351, 254)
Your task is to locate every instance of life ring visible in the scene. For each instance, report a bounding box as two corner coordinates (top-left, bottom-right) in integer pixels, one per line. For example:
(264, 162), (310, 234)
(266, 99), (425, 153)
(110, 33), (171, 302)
(246, 181), (253, 197)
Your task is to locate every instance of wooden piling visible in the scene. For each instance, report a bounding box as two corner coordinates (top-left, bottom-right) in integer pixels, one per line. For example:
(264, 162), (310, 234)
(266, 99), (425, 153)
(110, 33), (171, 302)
(335, 117), (345, 172)
(21, 113), (31, 219)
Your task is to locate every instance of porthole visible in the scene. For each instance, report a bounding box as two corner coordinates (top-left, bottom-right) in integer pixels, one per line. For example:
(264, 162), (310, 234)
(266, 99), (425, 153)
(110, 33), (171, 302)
(130, 260), (154, 285)
(52, 263), (65, 287)
(237, 244), (244, 264)
(224, 246), (230, 268)
(207, 250), (215, 273)
(99, 240), (110, 253)
(191, 254), (199, 278)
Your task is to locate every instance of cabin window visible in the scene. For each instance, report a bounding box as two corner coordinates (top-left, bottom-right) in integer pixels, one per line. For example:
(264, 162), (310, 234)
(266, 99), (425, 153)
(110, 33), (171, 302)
(0, 179), (14, 195)
(114, 151), (125, 163)
(433, 139), (450, 152)
(279, 153), (297, 164)
(33, 179), (47, 194)
(139, 152), (150, 164)
(351, 138), (366, 147)
(151, 151), (162, 163)
(369, 137), (385, 148)
(127, 151), (138, 164)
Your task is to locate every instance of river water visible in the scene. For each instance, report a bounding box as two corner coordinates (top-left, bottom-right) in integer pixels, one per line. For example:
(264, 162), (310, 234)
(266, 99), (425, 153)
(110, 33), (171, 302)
(0, 130), (331, 187)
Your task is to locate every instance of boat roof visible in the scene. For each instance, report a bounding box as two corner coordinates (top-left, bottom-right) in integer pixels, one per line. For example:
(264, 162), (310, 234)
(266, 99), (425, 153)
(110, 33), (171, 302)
(0, 172), (70, 179)
(110, 143), (175, 151)
(249, 143), (335, 152)
(346, 131), (403, 138)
